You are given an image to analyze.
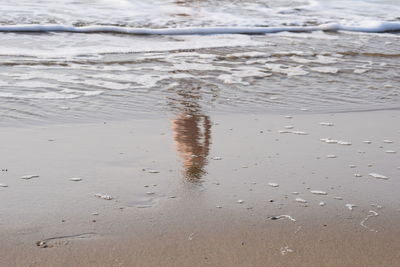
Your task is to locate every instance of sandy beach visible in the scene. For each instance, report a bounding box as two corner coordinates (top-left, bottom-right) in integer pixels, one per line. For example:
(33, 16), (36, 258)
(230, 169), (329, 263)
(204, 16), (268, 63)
(1, 110), (399, 266)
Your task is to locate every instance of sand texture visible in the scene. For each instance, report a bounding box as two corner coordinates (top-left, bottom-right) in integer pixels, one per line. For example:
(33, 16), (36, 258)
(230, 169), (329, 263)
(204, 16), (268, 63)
(0, 110), (399, 266)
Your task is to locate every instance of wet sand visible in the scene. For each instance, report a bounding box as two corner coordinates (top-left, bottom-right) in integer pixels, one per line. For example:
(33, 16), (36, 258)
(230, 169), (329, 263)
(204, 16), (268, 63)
(1, 110), (399, 266)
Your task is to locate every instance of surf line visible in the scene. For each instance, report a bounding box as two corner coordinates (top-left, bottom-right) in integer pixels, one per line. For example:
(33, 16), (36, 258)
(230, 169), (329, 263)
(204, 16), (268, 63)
(0, 22), (399, 35)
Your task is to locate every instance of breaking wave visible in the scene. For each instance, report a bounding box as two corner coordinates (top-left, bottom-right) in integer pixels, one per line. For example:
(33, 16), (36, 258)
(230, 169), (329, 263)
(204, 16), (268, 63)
(0, 21), (399, 35)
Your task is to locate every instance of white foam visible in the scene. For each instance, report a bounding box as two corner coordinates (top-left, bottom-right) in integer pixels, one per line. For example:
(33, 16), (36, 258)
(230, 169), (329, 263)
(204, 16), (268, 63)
(0, 21), (398, 35)
(290, 55), (338, 64)
(265, 64), (309, 76)
(310, 67), (339, 74)
(320, 138), (352, 146)
(0, 89), (103, 100)
(279, 130), (308, 135)
(0, 92), (79, 100)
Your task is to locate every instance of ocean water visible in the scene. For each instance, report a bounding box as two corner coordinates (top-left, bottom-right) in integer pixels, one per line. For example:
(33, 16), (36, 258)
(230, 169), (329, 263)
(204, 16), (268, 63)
(0, 0), (399, 125)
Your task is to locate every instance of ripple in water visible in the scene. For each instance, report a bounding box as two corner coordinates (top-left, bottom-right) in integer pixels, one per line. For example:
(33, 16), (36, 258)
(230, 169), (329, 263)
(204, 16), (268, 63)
(0, 0), (399, 125)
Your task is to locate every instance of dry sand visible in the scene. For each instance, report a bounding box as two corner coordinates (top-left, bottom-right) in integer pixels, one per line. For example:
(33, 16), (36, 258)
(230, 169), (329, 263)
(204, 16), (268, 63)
(0, 110), (399, 266)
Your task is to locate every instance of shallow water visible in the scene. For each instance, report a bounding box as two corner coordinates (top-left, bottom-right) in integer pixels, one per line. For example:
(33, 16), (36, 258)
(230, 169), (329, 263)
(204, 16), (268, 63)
(0, 0), (399, 125)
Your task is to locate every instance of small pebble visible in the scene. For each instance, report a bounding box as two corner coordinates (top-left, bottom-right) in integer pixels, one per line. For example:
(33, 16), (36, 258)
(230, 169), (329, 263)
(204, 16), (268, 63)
(349, 165), (357, 168)
(334, 197), (343, 200)
(216, 205), (222, 208)
(320, 122), (334, 126)
(292, 131), (308, 135)
(363, 141), (372, 144)
(295, 198), (307, 203)
(148, 170), (160, 174)
(345, 204), (356, 210)
(385, 150), (396, 154)
(95, 194), (113, 200)
(268, 182), (279, 187)
(146, 192), (155, 195)
(285, 116), (293, 119)
(321, 138), (338, 144)
(69, 178), (82, 182)
(237, 199), (244, 204)
(319, 202), (326, 206)
(212, 157), (222, 160)
(0, 183), (8, 187)
(326, 155), (337, 158)
(338, 141), (352, 145)
(311, 190), (327, 195)
(354, 173), (362, 177)
(383, 140), (393, 144)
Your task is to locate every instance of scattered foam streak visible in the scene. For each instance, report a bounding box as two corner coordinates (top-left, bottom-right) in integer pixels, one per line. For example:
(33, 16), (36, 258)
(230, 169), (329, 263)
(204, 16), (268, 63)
(369, 173), (389, 180)
(360, 210), (379, 232)
(271, 215), (297, 222)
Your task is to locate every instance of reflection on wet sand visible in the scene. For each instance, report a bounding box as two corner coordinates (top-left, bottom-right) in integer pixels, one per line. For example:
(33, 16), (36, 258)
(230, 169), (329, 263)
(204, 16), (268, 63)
(172, 113), (211, 181)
